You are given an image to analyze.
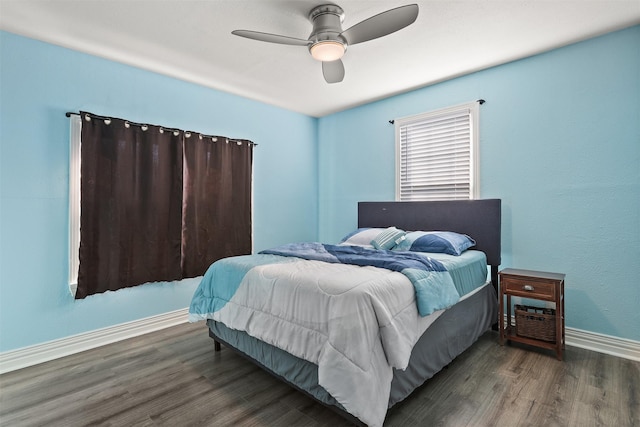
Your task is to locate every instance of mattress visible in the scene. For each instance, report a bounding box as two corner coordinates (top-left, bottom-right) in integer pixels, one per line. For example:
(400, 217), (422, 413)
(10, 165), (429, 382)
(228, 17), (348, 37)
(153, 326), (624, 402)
(425, 250), (489, 296)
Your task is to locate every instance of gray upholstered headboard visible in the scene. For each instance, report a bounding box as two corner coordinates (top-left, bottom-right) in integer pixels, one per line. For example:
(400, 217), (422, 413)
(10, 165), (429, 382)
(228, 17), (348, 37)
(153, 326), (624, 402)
(358, 199), (502, 287)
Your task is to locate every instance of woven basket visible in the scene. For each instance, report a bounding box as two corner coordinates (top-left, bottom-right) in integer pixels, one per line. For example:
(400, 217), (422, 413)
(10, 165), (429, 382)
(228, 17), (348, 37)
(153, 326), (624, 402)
(515, 304), (556, 342)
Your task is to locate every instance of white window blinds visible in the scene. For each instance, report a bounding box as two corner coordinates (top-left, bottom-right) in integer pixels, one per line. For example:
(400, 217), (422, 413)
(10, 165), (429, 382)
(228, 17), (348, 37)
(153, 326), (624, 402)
(395, 101), (479, 201)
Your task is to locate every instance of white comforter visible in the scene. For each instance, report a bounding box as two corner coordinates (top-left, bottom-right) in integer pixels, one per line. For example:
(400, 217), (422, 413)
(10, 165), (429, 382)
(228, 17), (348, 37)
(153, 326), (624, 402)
(190, 255), (449, 426)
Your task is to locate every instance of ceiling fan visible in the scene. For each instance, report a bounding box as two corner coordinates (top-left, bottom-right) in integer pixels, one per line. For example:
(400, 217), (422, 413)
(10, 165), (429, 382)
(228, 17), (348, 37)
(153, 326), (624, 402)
(231, 3), (419, 84)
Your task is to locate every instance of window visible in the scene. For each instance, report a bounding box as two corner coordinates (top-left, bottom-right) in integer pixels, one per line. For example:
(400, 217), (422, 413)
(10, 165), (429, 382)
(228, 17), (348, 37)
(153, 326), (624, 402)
(68, 112), (253, 298)
(395, 101), (479, 201)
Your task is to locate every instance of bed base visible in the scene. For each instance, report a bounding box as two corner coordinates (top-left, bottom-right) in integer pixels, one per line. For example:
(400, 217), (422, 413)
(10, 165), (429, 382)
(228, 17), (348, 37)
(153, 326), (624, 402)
(209, 283), (497, 426)
(209, 331), (366, 426)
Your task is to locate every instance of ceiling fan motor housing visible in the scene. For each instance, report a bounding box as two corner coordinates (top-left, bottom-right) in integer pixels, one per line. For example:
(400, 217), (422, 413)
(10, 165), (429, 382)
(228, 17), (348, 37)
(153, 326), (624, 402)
(308, 4), (347, 52)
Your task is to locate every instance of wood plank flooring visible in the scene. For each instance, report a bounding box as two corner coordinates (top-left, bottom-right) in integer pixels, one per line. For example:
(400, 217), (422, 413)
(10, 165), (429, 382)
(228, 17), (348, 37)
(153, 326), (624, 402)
(1, 322), (638, 426)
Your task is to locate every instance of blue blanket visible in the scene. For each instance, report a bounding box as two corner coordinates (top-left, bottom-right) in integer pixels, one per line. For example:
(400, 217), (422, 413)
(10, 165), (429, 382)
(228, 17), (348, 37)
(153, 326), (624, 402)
(261, 242), (459, 316)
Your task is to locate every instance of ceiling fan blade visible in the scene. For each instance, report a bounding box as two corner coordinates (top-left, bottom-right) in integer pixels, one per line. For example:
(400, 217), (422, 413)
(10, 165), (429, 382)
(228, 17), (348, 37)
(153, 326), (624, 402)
(231, 30), (311, 46)
(322, 60), (345, 84)
(340, 4), (419, 46)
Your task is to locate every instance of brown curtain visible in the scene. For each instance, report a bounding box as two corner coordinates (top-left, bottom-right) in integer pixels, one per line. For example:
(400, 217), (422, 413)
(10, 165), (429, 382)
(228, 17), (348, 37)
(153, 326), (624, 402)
(181, 136), (253, 277)
(77, 113), (183, 298)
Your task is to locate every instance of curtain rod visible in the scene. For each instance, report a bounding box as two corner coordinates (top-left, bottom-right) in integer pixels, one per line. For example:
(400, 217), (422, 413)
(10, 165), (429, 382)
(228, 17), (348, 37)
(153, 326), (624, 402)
(66, 111), (257, 146)
(387, 99), (485, 125)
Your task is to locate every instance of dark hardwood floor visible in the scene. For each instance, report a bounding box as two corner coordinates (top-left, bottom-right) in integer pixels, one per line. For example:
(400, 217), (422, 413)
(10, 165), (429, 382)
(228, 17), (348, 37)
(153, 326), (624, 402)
(1, 322), (638, 426)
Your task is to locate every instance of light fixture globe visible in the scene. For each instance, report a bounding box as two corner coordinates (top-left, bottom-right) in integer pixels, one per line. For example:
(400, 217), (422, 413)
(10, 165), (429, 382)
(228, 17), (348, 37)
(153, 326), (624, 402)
(309, 40), (345, 62)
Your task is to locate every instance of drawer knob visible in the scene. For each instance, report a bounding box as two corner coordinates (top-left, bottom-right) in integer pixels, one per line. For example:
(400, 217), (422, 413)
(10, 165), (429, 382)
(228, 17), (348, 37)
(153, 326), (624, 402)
(523, 284), (535, 291)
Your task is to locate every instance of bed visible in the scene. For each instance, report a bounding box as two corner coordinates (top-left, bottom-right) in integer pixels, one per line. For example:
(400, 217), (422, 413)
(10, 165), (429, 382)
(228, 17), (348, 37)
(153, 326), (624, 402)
(189, 199), (501, 426)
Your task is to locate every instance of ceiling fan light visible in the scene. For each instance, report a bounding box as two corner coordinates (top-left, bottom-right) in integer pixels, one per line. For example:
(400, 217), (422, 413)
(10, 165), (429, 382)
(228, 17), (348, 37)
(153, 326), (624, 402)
(310, 40), (345, 62)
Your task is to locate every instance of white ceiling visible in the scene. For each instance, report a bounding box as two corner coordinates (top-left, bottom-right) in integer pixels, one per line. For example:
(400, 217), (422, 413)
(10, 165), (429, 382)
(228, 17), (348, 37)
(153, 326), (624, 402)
(1, 0), (639, 117)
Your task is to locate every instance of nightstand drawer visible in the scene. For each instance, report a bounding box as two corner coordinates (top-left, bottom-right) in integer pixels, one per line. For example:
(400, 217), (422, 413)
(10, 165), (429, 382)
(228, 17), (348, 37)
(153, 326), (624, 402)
(501, 277), (555, 300)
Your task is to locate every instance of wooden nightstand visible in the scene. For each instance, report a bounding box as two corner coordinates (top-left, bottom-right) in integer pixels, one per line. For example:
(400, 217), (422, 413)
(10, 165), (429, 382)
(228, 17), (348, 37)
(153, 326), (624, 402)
(499, 268), (565, 360)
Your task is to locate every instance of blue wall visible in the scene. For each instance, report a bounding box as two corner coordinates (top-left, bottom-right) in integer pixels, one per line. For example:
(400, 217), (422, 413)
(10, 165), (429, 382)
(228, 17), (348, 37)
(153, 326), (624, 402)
(0, 31), (318, 352)
(317, 26), (640, 341)
(1, 26), (638, 353)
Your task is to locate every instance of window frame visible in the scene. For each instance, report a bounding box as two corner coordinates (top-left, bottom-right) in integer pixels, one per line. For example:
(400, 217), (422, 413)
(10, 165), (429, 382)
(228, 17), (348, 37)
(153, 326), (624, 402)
(394, 101), (480, 201)
(69, 115), (81, 296)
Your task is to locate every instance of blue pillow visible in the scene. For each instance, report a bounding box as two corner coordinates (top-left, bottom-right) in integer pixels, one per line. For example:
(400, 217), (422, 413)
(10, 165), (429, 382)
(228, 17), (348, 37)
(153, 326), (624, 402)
(370, 227), (406, 250)
(393, 231), (475, 256)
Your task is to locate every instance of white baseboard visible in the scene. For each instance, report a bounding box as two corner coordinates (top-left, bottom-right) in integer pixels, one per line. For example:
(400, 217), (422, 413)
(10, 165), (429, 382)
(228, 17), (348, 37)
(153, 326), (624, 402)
(502, 314), (640, 362)
(0, 308), (189, 374)
(565, 327), (640, 362)
(1, 310), (638, 375)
